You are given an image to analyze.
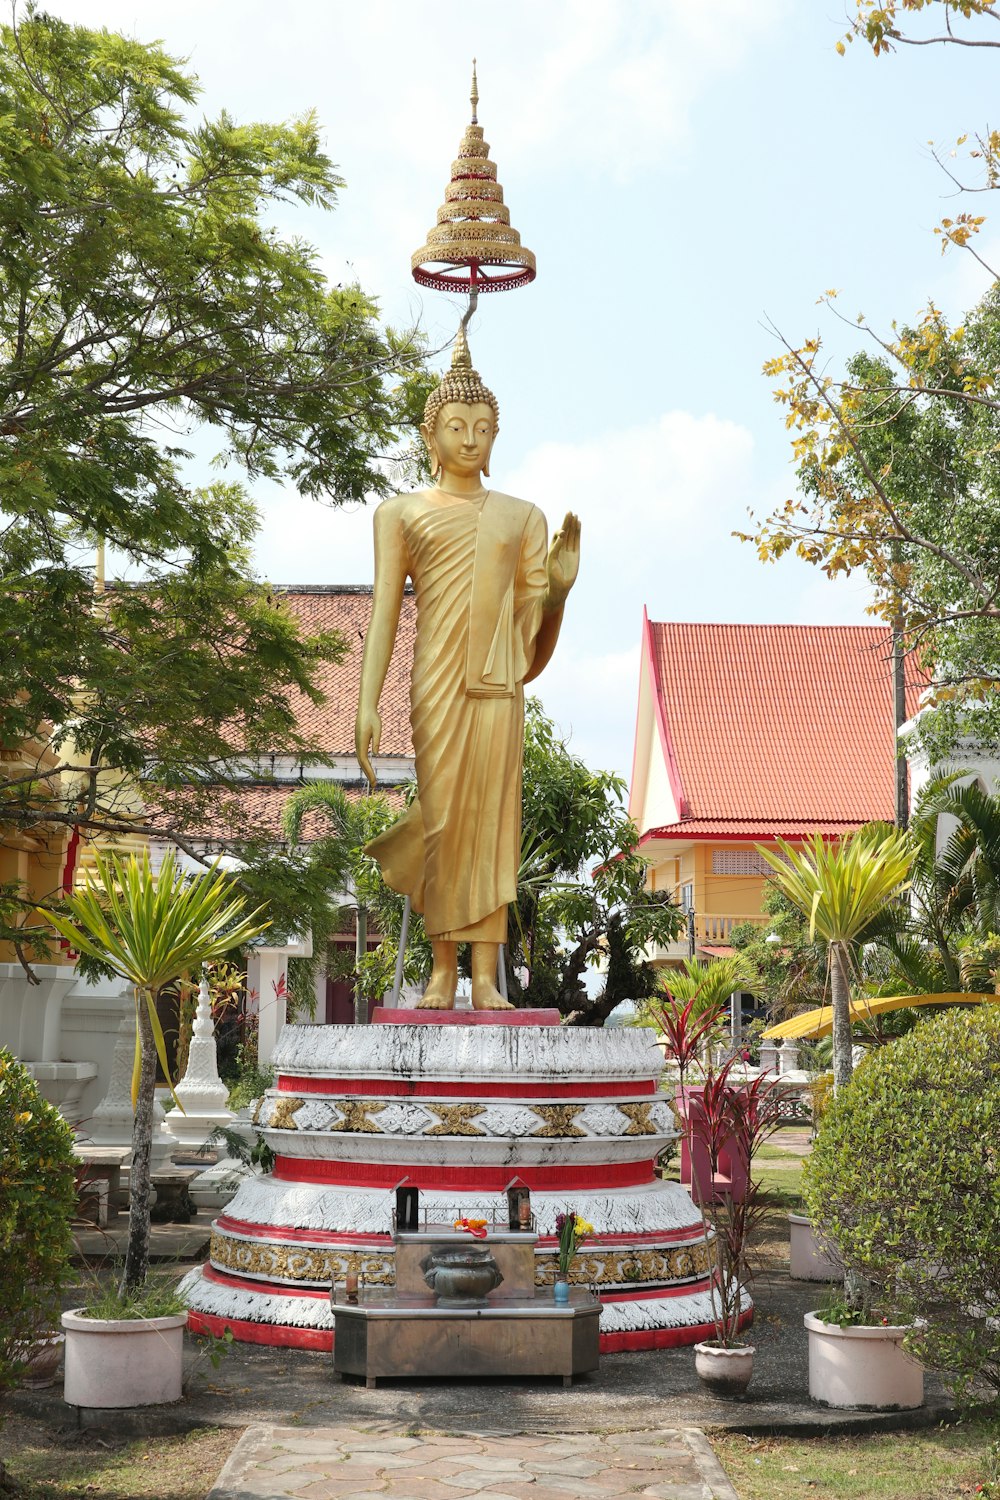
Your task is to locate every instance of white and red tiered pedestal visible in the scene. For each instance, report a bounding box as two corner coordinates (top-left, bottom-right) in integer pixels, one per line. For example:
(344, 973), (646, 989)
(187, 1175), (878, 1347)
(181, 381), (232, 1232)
(181, 1009), (742, 1352)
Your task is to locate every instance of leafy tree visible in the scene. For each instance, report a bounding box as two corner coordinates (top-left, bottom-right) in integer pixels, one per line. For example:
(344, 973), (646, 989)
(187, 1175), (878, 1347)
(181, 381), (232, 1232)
(505, 700), (683, 1024)
(729, 886), (828, 1019)
(844, 1), (1000, 59)
(743, 0), (1000, 759)
(281, 783), (419, 1023)
(43, 848), (268, 1295)
(759, 827), (913, 1091)
(747, 298), (1000, 758)
(0, 9), (428, 945)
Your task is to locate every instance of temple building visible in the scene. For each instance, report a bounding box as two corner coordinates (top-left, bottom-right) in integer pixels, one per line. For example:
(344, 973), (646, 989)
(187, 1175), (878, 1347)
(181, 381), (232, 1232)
(628, 614), (924, 968)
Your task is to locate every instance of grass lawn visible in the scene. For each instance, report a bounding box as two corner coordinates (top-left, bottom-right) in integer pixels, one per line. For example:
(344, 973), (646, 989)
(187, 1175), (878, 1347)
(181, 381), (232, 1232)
(712, 1418), (1000, 1500)
(0, 1416), (240, 1499)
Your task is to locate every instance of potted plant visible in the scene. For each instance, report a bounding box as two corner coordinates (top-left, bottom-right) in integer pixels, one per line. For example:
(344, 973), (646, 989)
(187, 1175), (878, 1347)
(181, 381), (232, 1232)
(801, 1008), (1000, 1409)
(43, 848), (268, 1407)
(0, 1050), (77, 1408)
(553, 1211), (594, 1303)
(686, 1060), (788, 1397)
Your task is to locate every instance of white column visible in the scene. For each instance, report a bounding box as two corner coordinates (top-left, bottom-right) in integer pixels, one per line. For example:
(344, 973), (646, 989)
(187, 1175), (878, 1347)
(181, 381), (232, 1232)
(247, 950), (288, 1067)
(246, 933), (311, 1067)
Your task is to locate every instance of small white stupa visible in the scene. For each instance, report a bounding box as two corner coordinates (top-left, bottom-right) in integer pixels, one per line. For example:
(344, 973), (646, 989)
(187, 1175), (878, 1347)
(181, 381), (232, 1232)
(163, 971), (234, 1150)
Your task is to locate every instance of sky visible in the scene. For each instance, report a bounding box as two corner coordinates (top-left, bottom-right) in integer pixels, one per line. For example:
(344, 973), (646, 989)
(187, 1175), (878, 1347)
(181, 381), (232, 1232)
(49, 0), (1000, 785)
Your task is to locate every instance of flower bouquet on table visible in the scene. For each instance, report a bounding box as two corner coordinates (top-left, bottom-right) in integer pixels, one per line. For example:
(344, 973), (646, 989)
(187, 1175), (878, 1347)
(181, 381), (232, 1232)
(555, 1210), (594, 1298)
(453, 1217), (489, 1239)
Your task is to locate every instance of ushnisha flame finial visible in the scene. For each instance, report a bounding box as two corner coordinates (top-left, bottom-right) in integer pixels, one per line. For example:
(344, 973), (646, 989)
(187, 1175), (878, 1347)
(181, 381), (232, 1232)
(411, 66), (535, 294)
(452, 322), (473, 372)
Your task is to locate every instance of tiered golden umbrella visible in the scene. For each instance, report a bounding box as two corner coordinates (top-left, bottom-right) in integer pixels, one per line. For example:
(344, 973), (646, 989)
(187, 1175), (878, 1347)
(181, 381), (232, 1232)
(412, 63), (536, 296)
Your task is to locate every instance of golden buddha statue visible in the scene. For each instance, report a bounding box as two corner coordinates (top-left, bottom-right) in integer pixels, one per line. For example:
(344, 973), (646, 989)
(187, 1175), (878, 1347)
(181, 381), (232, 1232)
(355, 330), (580, 1009)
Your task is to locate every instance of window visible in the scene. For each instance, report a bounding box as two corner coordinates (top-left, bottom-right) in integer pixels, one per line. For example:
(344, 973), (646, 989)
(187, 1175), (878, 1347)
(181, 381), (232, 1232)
(711, 848), (792, 876)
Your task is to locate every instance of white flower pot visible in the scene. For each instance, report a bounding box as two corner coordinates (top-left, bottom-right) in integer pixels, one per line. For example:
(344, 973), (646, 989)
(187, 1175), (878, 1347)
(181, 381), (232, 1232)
(804, 1311), (924, 1409)
(788, 1213), (841, 1281)
(693, 1340), (755, 1397)
(62, 1309), (187, 1408)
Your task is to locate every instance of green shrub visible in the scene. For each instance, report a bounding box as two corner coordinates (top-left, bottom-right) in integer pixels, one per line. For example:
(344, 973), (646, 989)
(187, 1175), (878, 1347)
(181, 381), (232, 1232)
(805, 1008), (1000, 1395)
(0, 1048), (76, 1392)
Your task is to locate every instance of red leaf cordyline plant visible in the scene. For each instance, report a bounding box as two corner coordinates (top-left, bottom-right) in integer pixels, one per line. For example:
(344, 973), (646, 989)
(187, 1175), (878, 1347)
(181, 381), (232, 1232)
(650, 992), (727, 1091)
(687, 1058), (789, 1347)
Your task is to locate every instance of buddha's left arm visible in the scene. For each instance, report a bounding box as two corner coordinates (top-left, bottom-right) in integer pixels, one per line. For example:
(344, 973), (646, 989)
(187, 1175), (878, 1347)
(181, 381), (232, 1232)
(524, 509), (581, 684)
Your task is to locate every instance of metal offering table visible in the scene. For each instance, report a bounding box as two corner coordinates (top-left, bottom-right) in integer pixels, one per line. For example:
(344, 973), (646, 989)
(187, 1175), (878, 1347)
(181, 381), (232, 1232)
(332, 1224), (600, 1388)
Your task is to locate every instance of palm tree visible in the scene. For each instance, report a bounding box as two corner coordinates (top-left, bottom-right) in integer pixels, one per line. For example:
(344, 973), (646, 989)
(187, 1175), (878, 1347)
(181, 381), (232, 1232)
(282, 783), (396, 1024)
(759, 827), (912, 1092)
(44, 849), (268, 1295)
(866, 776), (1000, 999)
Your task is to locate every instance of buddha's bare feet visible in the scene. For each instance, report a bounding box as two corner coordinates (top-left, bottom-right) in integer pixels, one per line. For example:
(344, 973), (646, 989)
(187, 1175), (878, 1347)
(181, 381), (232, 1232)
(417, 972), (457, 1010)
(472, 983), (515, 1011)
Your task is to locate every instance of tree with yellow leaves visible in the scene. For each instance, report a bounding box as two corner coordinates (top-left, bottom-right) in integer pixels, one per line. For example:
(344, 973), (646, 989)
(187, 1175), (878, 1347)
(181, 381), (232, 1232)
(742, 0), (1000, 759)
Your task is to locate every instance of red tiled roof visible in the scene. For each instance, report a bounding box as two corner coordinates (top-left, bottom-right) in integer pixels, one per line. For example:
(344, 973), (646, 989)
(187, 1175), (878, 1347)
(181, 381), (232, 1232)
(640, 819), (864, 842)
(646, 622), (924, 826)
(149, 780), (407, 845)
(275, 587), (415, 758)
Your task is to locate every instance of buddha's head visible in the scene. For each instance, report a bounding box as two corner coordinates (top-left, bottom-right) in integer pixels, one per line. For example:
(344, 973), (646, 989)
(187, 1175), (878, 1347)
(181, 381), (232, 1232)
(421, 327), (499, 482)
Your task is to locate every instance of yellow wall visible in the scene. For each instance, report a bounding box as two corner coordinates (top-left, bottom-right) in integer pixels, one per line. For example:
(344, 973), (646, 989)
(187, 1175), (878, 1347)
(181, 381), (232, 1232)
(646, 839), (810, 953)
(0, 740), (70, 962)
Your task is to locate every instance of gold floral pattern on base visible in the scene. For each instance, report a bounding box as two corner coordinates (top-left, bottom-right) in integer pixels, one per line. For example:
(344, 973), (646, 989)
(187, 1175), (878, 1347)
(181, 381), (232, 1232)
(529, 1105), (586, 1138)
(208, 1230), (712, 1291)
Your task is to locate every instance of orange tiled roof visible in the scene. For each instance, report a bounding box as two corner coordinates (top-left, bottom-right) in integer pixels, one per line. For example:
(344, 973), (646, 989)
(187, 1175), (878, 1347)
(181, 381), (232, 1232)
(640, 818), (865, 841)
(274, 586), (415, 758)
(646, 621), (924, 827)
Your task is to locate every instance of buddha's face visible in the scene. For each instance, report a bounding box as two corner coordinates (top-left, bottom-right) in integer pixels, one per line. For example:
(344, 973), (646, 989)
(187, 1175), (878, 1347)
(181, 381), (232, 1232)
(424, 401), (496, 482)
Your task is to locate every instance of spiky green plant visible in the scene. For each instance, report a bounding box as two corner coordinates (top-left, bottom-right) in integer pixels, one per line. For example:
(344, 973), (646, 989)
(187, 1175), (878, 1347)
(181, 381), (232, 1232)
(759, 826), (912, 1091)
(43, 848), (269, 1296)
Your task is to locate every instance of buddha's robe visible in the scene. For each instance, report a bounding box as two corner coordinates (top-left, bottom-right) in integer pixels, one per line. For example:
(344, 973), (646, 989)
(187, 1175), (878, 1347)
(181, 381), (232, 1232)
(366, 489), (548, 941)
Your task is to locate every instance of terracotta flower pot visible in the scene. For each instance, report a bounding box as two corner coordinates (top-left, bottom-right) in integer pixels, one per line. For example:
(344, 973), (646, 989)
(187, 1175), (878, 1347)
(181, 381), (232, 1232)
(693, 1340), (755, 1397)
(804, 1311), (924, 1409)
(62, 1308), (187, 1408)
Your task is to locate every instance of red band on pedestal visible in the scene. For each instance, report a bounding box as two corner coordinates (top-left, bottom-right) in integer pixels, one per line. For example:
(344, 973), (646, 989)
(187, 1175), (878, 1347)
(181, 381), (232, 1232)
(271, 1156), (655, 1191)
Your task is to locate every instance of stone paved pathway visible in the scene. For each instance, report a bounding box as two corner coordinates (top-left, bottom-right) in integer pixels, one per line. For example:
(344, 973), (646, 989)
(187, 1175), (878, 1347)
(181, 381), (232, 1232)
(205, 1424), (740, 1500)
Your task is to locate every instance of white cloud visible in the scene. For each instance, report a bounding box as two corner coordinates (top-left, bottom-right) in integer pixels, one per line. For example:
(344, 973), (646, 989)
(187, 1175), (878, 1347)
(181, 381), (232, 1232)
(56, 0), (786, 184)
(252, 486), (376, 588)
(504, 409), (756, 652)
(531, 644), (642, 788)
